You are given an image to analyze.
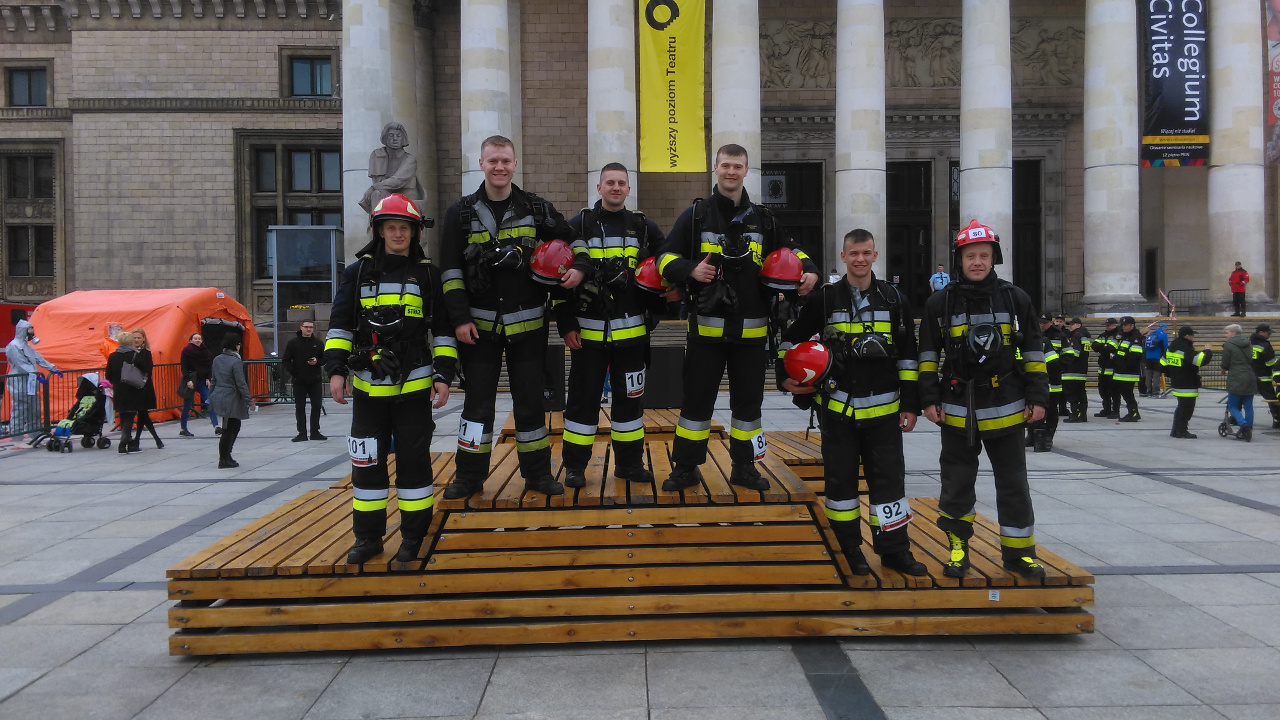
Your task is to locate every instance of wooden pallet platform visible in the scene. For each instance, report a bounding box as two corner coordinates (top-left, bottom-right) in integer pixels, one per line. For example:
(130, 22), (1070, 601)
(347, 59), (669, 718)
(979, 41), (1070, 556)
(497, 408), (724, 444)
(168, 439), (1093, 656)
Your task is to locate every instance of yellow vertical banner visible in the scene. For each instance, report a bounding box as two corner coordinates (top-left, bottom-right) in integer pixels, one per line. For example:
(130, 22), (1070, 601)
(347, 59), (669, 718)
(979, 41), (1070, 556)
(638, 0), (706, 172)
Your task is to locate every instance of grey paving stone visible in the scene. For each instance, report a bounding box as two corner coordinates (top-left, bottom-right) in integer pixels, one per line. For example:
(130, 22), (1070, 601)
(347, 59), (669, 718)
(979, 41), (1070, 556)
(1213, 704), (1280, 720)
(475, 712), (648, 720)
(1097, 606), (1264, 650)
(1173, 541), (1280, 566)
(983, 650), (1199, 707)
(845, 650), (1029, 708)
(78, 517), (189, 539)
(197, 651), (352, 667)
(650, 709), (826, 720)
(1250, 573), (1280, 589)
(647, 638), (796, 653)
(838, 636), (974, 652)
(1069, 541), (1216, 567)
(0, 668), (45, 704)
(967, 629), (1120, 652)
(63, 621), (188, 669)
(1136, 648), (1280, 704)
(14, 589), (167, 625)
(478, 652), (646, 716)
(1120, 519), (1247, 542)
(1200, 605), (1280, 647)
(303, 657), (494, 720)
(1090, 575), (1191, 608)
(0, 665), (188, 720)
(1233, 522), (1280, 543)
(345, 646), (499, 662)
(884, 710), (1049, 720)
(646, 649), (819, 710)
(0, 596), (27, 611)
(1041, 706), (1226, 720)
(499, 641), (646, 656)
(134, 663), (343, 720)
(1140, 574), (1280, 607)
(0, 623), (118, 668)
(1034, 523), (1158, 545)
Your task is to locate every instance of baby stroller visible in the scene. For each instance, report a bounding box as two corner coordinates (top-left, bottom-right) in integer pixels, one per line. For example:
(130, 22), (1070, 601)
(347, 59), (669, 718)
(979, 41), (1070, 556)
(48, 373), (110, 452)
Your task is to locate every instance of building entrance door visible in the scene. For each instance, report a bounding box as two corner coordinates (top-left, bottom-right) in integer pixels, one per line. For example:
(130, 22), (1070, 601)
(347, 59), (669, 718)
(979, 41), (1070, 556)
(886, 161), (933, 309)
(759, 162), (825, 272)
(1012, 159), (1043, 306)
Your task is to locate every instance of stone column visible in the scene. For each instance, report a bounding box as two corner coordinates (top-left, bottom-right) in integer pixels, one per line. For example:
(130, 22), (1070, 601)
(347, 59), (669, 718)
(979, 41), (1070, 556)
(959, 0), (1013, 277)
(586, 0), (638, 208)
(342, 0), (394, 258)
(1081, 0), (1143, 307)
(1208, 0), (1268, 305)
(459, 0), (513, 192)
(834, 0), (886, 275)
(710, 0), (761, 199)
(414, 0), (440, 258)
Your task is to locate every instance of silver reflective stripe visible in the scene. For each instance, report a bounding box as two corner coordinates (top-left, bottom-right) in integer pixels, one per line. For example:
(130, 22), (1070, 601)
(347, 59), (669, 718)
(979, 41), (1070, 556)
(515, 427), (549, 442)
(778, 341), (794, 352)
(563, 419), (597, 435)
(871, 310), (891, 322)
(994, 312), (1012, 323)
(742, 232), (764, 244)
(404, 283), (421, 297)
(354, 487), (389, 501)
(610, 315), (645, 330)
(941, 402), (968, 417)
(975, 400), (1026, 419)
(730, 417), (763, 432)
(327, 329), (354, 341)
(849, 390), (898, 409)
(741, 317), (768, 330)
(441, 269), (464, 282)
(577, 318), (607, 330)
(699, 231), (722, 248)
(694, 315), (725, 328)
(470, 307), (498, 321)
(826, 498), (858, 511)
(1022, 351), (1045, 362)
(677, 417), (712, 431)
(433, 336), (457, 349)
(897, 360), (918, 370)
(503, 307), (544, 324)
(918, 351), (939, 363)
(612, 417), (645, 432)
(397, 486), (434, 501)
(999, 525), (1034, 538)
(360, 286), (378, 298)
(353, 365), (435, 386)
(377, 282), (404, 295)
(829, 311), (853, 324)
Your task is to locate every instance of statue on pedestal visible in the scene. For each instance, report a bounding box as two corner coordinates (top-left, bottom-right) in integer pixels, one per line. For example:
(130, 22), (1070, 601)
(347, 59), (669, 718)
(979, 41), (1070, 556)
(359, 122), (426, 214)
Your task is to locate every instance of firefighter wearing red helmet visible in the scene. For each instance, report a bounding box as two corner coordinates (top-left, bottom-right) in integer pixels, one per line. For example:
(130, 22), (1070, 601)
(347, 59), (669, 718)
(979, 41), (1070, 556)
(437, 136), (584, 500)
(777, 228), (927, 577)
(324, 193), (457, 566)
(918, 219), (1050, 579)
(656, 144), (820, 492)
(552, 163), (670, 488)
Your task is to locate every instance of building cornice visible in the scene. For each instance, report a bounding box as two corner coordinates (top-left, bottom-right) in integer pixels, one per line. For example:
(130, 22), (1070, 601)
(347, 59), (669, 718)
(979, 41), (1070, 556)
(65, 96), (340, 112)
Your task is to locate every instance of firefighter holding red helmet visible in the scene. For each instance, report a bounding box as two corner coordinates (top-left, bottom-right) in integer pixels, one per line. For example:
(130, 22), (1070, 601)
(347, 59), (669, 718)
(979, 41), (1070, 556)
(777, 228), (927, 576)
(324, 193), (457, 566)
(918, 220), (1049, 579)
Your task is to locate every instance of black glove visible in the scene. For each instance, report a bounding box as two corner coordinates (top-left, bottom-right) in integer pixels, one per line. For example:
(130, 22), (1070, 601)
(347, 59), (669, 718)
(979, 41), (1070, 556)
(370, 348), (401, 383)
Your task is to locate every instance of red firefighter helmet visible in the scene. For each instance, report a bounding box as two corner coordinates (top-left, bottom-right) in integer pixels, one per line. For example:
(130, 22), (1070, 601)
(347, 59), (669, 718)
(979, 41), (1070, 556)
(529, 239), (575, 285)
(633, 256), (671, 294)
(760, 248), (804, 291)
(370, 193), (424, 226)
(952, 219), (1003, 265)
(783, 341), (833, 388)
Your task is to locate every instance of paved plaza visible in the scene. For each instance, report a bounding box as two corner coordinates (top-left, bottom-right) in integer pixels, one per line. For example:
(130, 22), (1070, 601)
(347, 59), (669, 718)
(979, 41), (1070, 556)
(0, 389), (1277, 720)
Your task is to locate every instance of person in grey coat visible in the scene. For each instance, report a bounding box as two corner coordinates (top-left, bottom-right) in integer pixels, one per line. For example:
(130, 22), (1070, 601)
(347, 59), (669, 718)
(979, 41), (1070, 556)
(4, 318), (60, 441)
(1221, 323), (1258, 442)
(209, 334), (256, 468)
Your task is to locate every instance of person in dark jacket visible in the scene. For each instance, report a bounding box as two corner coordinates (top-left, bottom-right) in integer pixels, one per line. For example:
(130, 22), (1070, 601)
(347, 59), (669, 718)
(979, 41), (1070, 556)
(1249, 324), (1279, 429)
(1026, 314), (1061, 452)
(282, 320), (327, 442)
(919, 220), (1049, 579)
(105, 331), (144, 455)
(1111, 316), (1144, 421)
(1060, 317), (1091, 422)
(1162, 326), (1212, 439)
(1221, 324), (1258, 441)
(1095, 318), (1120, 417)
(210, 333), (254, 467)
(179, 332), (219, 437)
(129, 327), (163, 450)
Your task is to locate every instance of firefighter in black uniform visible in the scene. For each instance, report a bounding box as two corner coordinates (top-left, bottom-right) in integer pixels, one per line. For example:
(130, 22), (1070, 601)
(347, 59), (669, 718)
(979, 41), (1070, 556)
(324, 193), (457, 565)
(1047, 314), (1067, 415)
(554, 163), (668, 487)
(1162, 326), (1212, 439)
(1060, 317), (1091, 423)
(1026, 314), (1061, 452)
(1094, 318), (1120, 418)
(777, 229), (927, 576)
(1249, 324), (1279, 429)
(657, 144), (820, 491)
(1112, 316), (1144, 421)
(437, 135), (584, 499)
(919, 220), (1049, 579)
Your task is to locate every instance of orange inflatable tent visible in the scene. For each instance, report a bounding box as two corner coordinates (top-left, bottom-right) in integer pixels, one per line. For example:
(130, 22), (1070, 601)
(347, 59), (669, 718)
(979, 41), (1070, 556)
(27, 288), (267, 422)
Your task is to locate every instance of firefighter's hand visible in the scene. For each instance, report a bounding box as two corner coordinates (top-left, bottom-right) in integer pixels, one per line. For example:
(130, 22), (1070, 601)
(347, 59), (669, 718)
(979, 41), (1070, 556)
(456, 322), (479, 345)
(799, 272), (820, 296)
(430, 381), (450, 409)
(781, 378), (816, 395)
(187, 380), (194, 390)
(691, 253), (716, 283)
(564, 331), (582, 350)
(925, 405), (945, 424)
(1203, 343), (1211, 350)
(661, 286), (681, 302)
(329, 375), (348, 405)
(900, 412), (918, 432)
(1024, 404), (1045, 423)
(560, 268), (584, 289)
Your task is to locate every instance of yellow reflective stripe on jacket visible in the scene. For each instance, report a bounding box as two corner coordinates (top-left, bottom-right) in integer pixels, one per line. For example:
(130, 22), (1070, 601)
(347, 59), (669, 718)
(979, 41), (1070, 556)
(816, 390), (900, 421)
(658, 252), (681, 274)
(467, 221), (538, 245)
(325, 328), (354, 353)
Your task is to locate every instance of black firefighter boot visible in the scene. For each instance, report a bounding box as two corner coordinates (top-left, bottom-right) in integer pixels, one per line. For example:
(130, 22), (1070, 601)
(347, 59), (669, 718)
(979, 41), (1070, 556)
(394, 508), (432, 563)
(443, 477), (483, 500)
(833, 527), (871, 575)
(347, 509), (384, 565)
(1062, 403), (1085, 423)
(1119, 408), (1141, 423)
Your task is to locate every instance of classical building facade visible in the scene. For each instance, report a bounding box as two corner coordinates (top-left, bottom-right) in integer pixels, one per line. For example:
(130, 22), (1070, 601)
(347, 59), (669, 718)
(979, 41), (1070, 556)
(1, 0), (1274, 319)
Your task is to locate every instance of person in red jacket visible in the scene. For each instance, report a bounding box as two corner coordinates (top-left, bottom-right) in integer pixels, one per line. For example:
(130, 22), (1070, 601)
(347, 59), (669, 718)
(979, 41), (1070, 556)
(1229, 262), (1250, 317)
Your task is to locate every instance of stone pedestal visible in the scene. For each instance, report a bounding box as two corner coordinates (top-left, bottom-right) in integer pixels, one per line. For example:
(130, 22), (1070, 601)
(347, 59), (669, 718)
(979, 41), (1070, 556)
(959, 0), (1013, 278)
(834, 0), (886, 275)
(710, 0), (762, 199)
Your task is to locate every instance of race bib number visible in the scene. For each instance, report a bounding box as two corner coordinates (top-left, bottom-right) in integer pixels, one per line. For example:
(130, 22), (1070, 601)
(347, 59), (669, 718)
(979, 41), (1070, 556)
(457, 419), (485, 451)
(625, 369), (646, 398)
(751, 432), (768, 462)
(874, 498), (912, 532)
(347, 436), (378, 467)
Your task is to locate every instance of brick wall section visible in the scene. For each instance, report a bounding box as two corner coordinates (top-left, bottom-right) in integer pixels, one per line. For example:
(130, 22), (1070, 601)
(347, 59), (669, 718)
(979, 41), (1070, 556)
(637, 173), (711, 237)
(71, 112), (341, 298)
(518, 0), (588, 211)
(432, 1), (462, 199)
(70, 30), (338, 98)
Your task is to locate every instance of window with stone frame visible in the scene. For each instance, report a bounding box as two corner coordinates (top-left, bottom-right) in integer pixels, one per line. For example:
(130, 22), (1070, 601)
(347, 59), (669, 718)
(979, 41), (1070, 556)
(278, 48), (339, 99)
(6, 68), (47, 107)
(1, 152), (58, 287)
(7, 226), (54, 277)
(242, 138), (342, 280)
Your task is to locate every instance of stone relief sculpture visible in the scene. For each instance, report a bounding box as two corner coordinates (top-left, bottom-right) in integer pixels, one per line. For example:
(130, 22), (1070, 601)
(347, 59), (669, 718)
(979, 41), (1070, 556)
(1012, 22), (1084, 87)
(358, 121), (426, 215)
(760, 21), (835, 89)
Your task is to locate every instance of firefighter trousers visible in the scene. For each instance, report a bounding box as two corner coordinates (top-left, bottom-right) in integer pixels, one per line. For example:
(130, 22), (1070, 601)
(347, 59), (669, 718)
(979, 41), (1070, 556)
(1172, 395), (1197, 435)
(349, 393), (435, 542)
(819, 411), (910, 556)
(1028, 401), (1058, 438)
(455, 329), (552, 485)
(936, 426), (1037, 562)
(1115, 379), (1138, 413)
(672, 340), (766, 468)
(563, 342), (647, 472)
(1260, 379), (1280, 425)
(1063, 379), (1087, 417)
(1097, 373), (1114, 413)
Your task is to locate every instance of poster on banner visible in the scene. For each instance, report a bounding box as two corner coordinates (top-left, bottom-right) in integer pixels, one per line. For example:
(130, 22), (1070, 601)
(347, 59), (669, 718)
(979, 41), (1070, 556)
(638, 0), (706, 173)
(1139, 1), (1210, 167)
(1267, 0), (1280, 164)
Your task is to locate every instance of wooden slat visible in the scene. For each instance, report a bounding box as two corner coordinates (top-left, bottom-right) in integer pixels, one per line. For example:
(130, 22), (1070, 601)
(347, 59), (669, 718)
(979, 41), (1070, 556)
(443, 503), (816, 530)
(433, 523), (822, 551)
(706, 439), (756, 503)
(425, 543), (831, 571)
(912, 500), (1013, 587)
(184, 490), (335, 579)
(598, 443), (628, 506)
(168, 490), (325, 577)
(650, 442), (680, 506)
(485, 445), (526, 509)
(223, 492), (352, 577)
(626, 444), (656, 505)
